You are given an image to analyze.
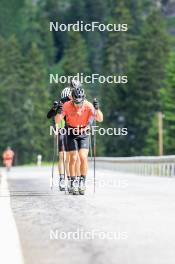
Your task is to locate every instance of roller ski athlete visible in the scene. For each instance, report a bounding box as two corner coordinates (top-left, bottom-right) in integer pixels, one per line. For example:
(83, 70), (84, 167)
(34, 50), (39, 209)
(47, 87), (71, 191)
(55, 79), (103, 195)
(47, 86), (80, 192)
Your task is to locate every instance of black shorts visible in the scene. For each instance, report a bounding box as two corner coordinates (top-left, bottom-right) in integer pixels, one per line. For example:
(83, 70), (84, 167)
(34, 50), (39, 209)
(66, 133), (90, 151)
(58, 134), (68, 152)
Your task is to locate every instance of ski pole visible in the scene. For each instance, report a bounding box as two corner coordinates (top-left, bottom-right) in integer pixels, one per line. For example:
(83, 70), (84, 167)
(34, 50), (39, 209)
(87, 116), (94, 162)
(50, 118), (59, 190)
(89, 131), (93, 161)
(93, 118), (96, 193)
(61, 127), (67, 195)
(88, 116), (95, 189)
(50, 134), (56, 190)
(56, 131), (59, 156)
(56, 101), (62, 156)
(93, 99), (97, 194)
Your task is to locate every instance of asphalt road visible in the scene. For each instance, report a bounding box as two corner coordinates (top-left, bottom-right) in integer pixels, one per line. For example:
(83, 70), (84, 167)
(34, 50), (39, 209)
(1, 165), (175, 264)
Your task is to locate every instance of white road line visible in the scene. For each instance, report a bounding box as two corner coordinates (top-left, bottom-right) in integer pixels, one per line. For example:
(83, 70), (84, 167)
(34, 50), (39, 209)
(0, 170), (24, 264)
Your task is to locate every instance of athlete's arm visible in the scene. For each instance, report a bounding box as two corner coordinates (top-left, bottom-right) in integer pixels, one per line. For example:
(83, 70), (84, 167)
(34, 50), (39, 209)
(55, 113), (65, 125)
(90, 99), (103, 122)
(95, 109), (103, 122)
(47, 101), (59, 119)
(47, 108), (56, 119)
(55, 102), (66, 125)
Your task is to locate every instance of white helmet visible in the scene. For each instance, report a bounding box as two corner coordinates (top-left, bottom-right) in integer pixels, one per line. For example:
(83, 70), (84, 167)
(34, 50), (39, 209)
(70, 78), (82, 89)
(61, 87), (71, 99)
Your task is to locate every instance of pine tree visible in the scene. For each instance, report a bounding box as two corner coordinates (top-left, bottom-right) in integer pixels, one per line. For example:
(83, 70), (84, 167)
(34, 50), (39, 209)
(68, 0), (87, 22)
(85, 0), (110, 73)
(19, 1), (55, 65)
(63, 31), (89, 76)
(143, 113), (159, 155)
(124, 0), (144, 33)
(128, 10), (170, 155)
(0, 37), (51, 164)
(0, 36), (25, 164)
(19, 43), (51, 163)
(160, 52), (175, 154)
(0, 0), (25, 38)
(100, 0), (133, 156)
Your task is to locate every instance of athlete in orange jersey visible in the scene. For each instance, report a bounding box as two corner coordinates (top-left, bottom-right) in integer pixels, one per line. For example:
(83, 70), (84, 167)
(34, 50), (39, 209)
(55, 84), (103, 195)
(2, 147), (15, 171)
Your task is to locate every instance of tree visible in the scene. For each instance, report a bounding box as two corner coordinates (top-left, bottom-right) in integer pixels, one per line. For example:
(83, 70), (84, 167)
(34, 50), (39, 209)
(100, 0), (133, 156)
(18, 43), (51, 163)
(143, 113), (159, 155)
(0, 0), (25, 38)
(128, 10), (170, 155)
(160, 52), (175, 154)
(62, 31), (89, 76)
(0, 37), (51, 164)
(0, 36), (24, 163)
(19, 1), (55, 65)
(84, 0), (110, 73)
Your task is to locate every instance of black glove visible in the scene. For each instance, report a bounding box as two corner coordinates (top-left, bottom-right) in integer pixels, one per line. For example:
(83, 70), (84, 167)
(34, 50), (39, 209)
(57, 101), (63, 114)
(52, 101), (59, 110)
(93, 98), (99, 110)
(61, 96), (70, 104)
(47, 108), (56, 119)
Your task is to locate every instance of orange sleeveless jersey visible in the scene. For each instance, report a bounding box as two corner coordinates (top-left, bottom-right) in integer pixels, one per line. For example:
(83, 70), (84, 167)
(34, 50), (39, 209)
(3, 150), (14, 160)
(61, 100), (95, 127)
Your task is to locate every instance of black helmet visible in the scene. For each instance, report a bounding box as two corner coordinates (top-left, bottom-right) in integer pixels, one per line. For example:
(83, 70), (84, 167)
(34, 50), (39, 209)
(72, 87), (85, 104)
(70, 78), (82, 89)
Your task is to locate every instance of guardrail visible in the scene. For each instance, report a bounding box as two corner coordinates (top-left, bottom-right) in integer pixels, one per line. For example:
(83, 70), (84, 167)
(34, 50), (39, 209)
(89, 156), (175, 177)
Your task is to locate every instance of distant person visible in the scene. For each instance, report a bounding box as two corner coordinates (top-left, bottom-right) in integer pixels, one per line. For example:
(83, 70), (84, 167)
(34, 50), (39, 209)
(2, 147), (15, 171)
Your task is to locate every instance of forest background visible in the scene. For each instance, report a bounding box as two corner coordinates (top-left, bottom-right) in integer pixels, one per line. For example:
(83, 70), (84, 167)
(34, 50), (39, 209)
(0, 0), (175, 164)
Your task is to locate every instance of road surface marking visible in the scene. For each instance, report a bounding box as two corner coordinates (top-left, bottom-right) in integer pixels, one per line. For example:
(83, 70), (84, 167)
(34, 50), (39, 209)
(0, 170), (24, 264)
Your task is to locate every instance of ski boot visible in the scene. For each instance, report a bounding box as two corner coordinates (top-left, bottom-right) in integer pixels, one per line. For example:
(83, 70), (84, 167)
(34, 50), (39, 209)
(72, 177), (79, 195)
(59, 175), (66, 191)
(67, 176), (73, 194)
(79, 176), (86, 195)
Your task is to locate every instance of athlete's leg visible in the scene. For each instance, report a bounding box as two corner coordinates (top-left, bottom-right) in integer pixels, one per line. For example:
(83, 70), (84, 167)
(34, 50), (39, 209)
(65, 151), (70, 176)
(78, 134), (90, 195)
(58, 151), (64, 174)
(58, 133), (66, 191)
(78, 149), (89, 176)
(66, 151), (80, 177)
(58, 134), (65, 175)
(75, 154), (81, 177)
(78, 133), (90, 175)
(66, 134), (79, 194)
(69, 150), (80, 195)
(67, 134), (78, 177)
(69, 151), (79, 177)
